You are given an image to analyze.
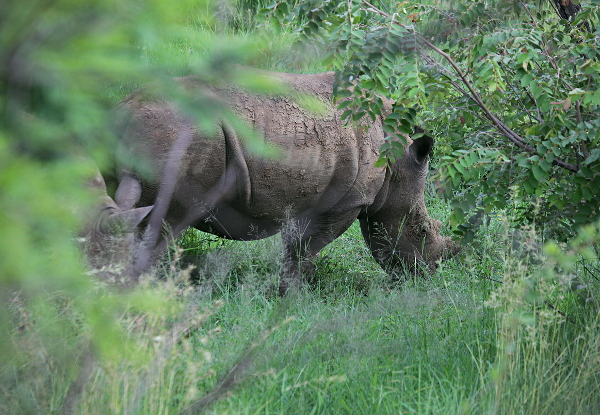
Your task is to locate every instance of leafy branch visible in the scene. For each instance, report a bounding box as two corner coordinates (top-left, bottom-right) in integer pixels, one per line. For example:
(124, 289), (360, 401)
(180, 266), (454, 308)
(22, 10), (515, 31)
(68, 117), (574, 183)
(361, 0), (578, 173)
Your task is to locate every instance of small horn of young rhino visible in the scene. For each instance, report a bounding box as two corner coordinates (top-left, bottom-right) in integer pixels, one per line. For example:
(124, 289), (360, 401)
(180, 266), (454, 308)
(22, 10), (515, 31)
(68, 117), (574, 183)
(83, 69), (459, 292)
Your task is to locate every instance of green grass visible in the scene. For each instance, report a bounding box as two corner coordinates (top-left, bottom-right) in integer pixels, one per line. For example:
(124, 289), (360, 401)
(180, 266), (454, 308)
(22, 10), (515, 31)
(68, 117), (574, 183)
(172, 195), (494, 414)
(4, 188), (600, 414)
(159, 192), (598, 415)
(198, 284), (495, 414)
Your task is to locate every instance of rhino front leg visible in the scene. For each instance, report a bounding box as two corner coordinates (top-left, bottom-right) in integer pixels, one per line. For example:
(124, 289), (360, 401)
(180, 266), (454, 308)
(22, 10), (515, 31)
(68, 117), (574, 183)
(279, 210), (361, 295)
(358, 217), (417, 278)
(359, 216), (459, 278)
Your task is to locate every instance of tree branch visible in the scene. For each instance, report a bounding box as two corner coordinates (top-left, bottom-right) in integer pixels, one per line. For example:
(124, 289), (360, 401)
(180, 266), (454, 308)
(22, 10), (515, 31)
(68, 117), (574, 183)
(360, 0), (580, 173)
(518, 0), (538, 26)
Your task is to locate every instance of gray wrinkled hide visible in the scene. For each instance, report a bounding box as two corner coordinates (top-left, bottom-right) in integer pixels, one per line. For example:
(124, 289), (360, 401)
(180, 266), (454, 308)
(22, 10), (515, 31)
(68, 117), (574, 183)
(91, 69), (458, 292)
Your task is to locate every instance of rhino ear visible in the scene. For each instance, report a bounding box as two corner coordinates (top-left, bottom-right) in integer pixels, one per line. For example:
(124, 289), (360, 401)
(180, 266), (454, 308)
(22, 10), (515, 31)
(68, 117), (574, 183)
(120, 205), (153, 231)
(101, 205), (153, 233)
(409, 129), (434, 164)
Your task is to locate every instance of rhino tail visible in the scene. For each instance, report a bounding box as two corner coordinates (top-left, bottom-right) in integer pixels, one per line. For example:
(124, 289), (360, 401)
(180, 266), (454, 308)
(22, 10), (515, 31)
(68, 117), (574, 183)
(221, 121), (252, 205)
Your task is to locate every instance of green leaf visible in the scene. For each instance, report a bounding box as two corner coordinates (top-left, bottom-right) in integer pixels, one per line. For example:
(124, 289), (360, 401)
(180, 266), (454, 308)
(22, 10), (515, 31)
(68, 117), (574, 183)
(390, 146), (404, 159)
(374, 157), (388, 168)
(585, 149), (600, 165)
(341, 109), (353, 121)
(382, 124), (395, 134)
(361, 79), (376, 89)
(380, 65), (391, 79)
(532, 164), (545, 181)
(337, 100), (353, 110)
(582, 186), (593, 201)
(568, 88), (586, 97)
(382, 49), (395, 63)
(375, 72), (389, 86)
(352, 111), (365, 121)
(403, 77), (419, 87)
(539, 158), (552, 172)
(530, 81), (543, 99)
(336, 89), (353, 98)
(397, 124), (411, 134)
(454, 162), (465, 175)
(523, 179), (535, 195)
(407, 87), (421, 99)
(465, 192), (476, 207)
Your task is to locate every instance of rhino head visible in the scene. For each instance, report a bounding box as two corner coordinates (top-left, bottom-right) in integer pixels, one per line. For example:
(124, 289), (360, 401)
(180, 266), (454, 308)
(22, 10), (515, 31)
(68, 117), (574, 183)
(359, 131), (460, 277)
(81, 170), (152, 284)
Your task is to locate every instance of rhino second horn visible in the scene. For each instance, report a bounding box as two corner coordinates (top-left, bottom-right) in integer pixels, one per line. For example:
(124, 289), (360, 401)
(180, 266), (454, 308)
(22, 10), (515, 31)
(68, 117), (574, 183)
(115, 171), (143, 210)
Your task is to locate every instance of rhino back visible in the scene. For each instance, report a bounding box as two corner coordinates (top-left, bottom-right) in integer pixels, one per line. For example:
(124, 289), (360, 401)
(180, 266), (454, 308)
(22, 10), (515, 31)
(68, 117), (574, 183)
(222, 71), (386, 220)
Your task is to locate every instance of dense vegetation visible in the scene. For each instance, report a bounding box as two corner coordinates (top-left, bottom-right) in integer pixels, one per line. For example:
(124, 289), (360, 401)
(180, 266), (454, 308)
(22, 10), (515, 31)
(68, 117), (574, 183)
(1, 0), (599, 414)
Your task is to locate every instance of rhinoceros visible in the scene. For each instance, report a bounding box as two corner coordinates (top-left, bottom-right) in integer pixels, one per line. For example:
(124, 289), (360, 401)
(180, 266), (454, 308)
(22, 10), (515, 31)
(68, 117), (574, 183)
(88, 69), (458, 292)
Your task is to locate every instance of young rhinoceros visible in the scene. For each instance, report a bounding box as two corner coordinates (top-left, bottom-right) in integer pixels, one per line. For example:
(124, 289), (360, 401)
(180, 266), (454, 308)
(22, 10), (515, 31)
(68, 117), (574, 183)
(90, 69), (458, 292)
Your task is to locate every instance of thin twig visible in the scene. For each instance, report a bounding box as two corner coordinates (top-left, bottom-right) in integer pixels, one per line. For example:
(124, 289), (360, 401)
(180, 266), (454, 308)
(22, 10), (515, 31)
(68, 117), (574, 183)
(518, 0), (538, 26)
(497, 61), (544, 123)
(61, 347), (95, 415)
(582, 263), (600, 282)
(543, 299), (581, 326)
(134, 129), (194, 277)
(186, 310), (296, 414)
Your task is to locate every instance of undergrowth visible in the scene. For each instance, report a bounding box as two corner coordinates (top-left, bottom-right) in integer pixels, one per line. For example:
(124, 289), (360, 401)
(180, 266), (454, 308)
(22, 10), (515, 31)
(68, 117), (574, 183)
(3, 193), (600, 414)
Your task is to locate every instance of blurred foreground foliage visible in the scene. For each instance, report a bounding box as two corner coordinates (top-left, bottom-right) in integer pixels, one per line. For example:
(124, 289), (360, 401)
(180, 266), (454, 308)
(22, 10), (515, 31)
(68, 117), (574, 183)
(0, 0), (271, 412)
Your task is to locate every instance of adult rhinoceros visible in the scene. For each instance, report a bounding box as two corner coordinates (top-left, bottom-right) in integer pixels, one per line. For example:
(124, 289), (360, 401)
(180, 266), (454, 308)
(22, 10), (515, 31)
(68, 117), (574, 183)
(87, 69), (458, 292)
